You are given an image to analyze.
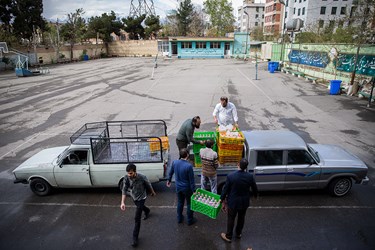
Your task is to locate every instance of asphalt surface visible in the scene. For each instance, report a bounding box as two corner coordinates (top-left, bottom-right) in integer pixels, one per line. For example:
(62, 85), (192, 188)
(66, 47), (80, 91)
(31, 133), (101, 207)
(0, 58), (374, 250)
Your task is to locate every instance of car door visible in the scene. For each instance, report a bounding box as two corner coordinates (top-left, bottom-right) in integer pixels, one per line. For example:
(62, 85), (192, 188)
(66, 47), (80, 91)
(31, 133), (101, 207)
(285, 149), (321, 189)
(54, 150), (92, 187)
(254, 150), (286, 190)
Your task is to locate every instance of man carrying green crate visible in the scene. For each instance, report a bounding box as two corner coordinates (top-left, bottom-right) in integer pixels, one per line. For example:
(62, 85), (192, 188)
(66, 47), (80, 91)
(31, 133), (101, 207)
(200, 139), (219, 193)
(219, 158), (258, 243)
(166, 148), (197, 225)
(176, 116), (205, 152)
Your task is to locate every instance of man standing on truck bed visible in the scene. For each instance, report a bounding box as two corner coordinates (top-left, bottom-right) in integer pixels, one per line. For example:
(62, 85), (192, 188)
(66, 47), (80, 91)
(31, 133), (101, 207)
(200, 139), (219, 193)
(219, 158), (258, 243)
(213, 96), (239, 128)
(166, 148), (197, 225)
(120, 164), (156, 247)
(176, 116), (205, 151)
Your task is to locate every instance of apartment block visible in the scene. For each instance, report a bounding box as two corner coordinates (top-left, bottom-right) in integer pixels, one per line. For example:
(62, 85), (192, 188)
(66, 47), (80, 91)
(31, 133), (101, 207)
(237, 0), (265, 33)
(264, 0), (285, 39)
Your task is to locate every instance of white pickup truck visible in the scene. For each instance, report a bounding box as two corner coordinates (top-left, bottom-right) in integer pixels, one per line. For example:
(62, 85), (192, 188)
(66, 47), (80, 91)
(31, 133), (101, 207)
(13, 120), (170, 196)
(194, 130), (369, 197)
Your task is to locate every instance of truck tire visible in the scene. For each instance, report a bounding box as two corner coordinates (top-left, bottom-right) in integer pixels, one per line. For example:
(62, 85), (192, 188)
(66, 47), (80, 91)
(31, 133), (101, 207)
(328, 177), (352, 197)
(30, 178), (52, 196)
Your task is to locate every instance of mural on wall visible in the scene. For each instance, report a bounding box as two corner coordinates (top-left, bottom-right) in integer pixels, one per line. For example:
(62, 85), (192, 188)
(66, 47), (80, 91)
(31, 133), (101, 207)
(335, 54), (375, 76)
(288, 50), (330, 68)
(181, 49), (222, 55)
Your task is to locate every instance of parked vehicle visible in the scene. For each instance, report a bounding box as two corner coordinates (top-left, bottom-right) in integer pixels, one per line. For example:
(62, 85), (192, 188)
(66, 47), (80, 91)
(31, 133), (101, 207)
(194, 130), (369, 197)
(13, 120), (170, 196)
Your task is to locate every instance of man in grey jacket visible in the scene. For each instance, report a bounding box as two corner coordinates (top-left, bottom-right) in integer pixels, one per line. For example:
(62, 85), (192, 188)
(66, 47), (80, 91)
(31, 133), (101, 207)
(176, 116), (205, 151)
(120, 164), (156, 247)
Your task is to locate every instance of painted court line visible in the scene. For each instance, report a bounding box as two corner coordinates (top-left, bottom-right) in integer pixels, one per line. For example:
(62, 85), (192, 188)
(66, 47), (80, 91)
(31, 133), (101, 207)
(237, 68), (274, 102)
(0, 202), (374, 210)
(0, 133), (41, 160)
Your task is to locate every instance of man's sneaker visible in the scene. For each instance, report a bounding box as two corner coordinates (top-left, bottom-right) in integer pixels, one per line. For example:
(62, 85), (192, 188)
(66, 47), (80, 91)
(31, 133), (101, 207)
(177, 215), (184, 224)
(143, 211), (150, 220)
(187, 218), (197, 226)
(131, 238), (138, 247)
(220, 233), (231, 243)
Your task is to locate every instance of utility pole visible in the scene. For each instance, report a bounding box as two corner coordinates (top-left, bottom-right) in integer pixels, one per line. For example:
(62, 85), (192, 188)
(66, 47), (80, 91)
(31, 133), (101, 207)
(244, 11), (250, 60)
(56, 19), (60, 62)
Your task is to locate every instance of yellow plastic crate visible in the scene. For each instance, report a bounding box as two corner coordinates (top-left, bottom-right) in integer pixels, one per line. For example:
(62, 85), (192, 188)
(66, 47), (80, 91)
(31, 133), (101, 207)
(148, 136), (169, 152)
(218, 155), (242, 164)
(218, 131), (245, 145)
(218, 147), (243, 157)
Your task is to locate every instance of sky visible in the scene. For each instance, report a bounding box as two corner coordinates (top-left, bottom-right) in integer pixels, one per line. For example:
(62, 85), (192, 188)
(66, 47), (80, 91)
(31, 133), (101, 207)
(42, 0), (264, 22)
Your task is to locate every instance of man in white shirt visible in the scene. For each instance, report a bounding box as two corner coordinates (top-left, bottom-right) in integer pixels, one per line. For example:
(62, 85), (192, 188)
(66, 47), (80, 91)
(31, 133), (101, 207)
(213, 96), (239, 128)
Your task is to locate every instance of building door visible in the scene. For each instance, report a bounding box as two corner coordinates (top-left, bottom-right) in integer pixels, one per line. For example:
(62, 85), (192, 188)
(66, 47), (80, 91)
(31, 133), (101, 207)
(171, 42), (177, 55)
(224, 42), (231, 55)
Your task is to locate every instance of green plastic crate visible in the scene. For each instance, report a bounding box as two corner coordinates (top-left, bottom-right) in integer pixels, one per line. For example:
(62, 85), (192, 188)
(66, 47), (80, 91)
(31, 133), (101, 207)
(194, 153), (202, 167)
(191, 188), (222, 219)
(193, 131), (217, 154)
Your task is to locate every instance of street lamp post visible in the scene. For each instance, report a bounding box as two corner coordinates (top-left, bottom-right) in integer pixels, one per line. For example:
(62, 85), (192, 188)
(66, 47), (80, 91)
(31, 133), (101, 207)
(244, 11), (250, 60)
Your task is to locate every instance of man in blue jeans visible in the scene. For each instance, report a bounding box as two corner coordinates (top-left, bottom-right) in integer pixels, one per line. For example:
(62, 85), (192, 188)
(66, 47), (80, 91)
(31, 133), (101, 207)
(166, 148), (197, 225)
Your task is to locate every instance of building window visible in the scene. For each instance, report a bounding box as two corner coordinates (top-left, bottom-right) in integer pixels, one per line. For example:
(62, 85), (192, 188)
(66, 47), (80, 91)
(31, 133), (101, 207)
(157, 41), (169, 53)
(196, 42), (206, 49)
(210, 42), (221, 49)
(181, 42), (192, 49)
(299, 0), (301, 2)
(340, 7), (346, 15)
(256, 7), (259, 12)
(294, 8), (296, 14)
(256, 14), (259, 18)
(331, 7), (337, 15)
(319, 20), (324, 28)
(329, 20), (335, 28)
(298, 8), (301, 16)
(286, 0), (289, 6)
(320, 7), (326, 15)
(255, 22), (259, 26)
(302, 7), (305, 15)
(285, 11), (288, 18)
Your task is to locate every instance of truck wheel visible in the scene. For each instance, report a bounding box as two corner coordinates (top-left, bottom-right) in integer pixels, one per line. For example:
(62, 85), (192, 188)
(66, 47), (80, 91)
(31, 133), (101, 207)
(30, 178), (52, 196)
(328, 177), (352, 197)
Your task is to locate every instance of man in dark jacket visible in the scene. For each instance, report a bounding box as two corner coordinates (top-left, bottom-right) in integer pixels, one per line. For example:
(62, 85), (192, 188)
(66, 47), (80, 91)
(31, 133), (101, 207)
(176, 116), (205, 151)
(166, 148), (197, 225)
(120, 164), (156, 247)
(219, 158), (258, 243)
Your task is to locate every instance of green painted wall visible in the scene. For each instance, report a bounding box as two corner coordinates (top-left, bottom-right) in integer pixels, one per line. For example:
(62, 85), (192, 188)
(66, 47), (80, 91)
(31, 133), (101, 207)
(273, 43), (375, 83)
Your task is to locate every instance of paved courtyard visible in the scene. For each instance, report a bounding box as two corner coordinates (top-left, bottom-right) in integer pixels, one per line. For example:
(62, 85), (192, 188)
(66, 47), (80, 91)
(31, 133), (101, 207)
(0, 57), (374, 249)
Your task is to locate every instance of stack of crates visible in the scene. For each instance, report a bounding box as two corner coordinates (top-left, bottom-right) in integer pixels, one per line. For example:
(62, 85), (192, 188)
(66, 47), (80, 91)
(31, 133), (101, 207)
(217, 130), (245, 164)
(148, 136), (170, 152)
(193, 131), (217, 167)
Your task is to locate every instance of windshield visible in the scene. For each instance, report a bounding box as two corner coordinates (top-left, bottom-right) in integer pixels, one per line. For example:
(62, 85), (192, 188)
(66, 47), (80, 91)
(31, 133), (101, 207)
(57, 147), (69, 163)
(307, 145), (320, 163)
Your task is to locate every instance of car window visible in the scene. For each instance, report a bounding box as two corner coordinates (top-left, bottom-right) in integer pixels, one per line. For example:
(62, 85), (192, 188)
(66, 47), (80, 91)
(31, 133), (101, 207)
(287, 150), (313, 165)
(63, 150), (88, 165)
(256, 150), (283, 166)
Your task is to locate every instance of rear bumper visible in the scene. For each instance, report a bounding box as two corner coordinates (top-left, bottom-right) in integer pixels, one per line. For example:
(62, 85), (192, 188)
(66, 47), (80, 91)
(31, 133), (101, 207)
(14, 178), (28, 184)
(360, 176), (369, 185)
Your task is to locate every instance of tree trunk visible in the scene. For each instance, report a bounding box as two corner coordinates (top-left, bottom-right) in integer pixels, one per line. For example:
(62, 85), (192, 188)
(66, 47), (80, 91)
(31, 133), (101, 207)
(350, 45), (361, 85)
(70, 43), (74, 61)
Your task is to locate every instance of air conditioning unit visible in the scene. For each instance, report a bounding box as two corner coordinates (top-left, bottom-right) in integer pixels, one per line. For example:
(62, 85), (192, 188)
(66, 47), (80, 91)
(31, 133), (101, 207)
(286, 18), (304, 31)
